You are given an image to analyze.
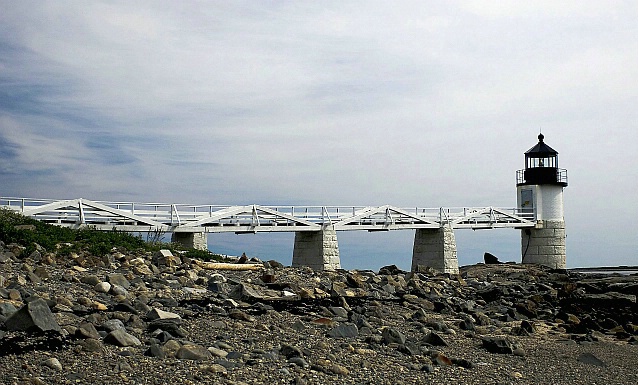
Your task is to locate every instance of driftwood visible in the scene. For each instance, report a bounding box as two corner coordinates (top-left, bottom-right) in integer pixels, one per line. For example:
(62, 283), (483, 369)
(194, 260), (263, 271)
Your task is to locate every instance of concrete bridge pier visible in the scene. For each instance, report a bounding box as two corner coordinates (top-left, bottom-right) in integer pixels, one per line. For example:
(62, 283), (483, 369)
(411, 225), (459, 274)
(171, 232), (208, 251)
(292, 226), (341, 270)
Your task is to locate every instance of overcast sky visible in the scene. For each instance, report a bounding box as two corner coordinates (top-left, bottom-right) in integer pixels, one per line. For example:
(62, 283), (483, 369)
(1, 1), (637, 269)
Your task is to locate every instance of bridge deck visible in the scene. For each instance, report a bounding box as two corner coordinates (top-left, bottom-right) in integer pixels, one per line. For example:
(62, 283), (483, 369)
(1, 197), (536, 233)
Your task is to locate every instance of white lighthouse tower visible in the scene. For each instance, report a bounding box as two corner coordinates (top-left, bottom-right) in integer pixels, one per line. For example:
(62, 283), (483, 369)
(516, 134), (568, 269)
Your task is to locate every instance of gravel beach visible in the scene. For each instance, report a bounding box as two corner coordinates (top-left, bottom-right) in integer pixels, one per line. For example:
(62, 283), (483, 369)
(1, 242), (637, 385)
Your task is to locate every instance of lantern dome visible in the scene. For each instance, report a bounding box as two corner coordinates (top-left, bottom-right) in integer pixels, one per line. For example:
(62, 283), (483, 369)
(516, 134), (567, 187)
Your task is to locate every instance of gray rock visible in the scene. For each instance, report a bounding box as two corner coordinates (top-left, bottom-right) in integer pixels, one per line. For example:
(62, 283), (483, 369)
(110, 284), (128, 296)
(484, 252), (503, 264)
(228, 309), (255, 322)
(0, 252), (11, 264)
(42, 357), (63, 371)
(200, 363), (228, 374)
(81, 338), (104, 353)
(330, 306), (349, 318)
(33, 266), (49, 279)
(288, 356), (309, 368)
(399, 341), (421, 356)
(351, 313), (372, 329)
(148, 318), (186, 337)
(0, 301), (18, 317)
(378, 265), (403, 275)
(4, 298), (61, 332)
(209, 273), (227, 283)
(102, 319), (126, 332)
(280, 344), (303, 358)
(482, 336), (515, 354)
(421, 363), (435, 373)
(145, 343), (166, 358)
(459, 318), (475, 331)
(327, 323), (359, 338)
(425, 320), (448, 332)
(291, 320), (306, 332)
(331, 282), (349, 297)
(146, 308), (181, 321)
(213, 341), (233, 350)
(267, 260), (284, 269)
(452, 357), (474, 369)
(518, 319), (536, 335)
(153, 330), (174, 343)
(26, 271), (41, 284)
(104, 329), (142, 347)
(577, 352), (606, 367)
(176, 344), (211, 360)
(226, 351), (243, 360)
(207, 346), (228, 358)
(154, 249), (181, 267)
(94, 282), (111, 293)
(228, 283), (264, 302)
(208, 281), (229, 294)
(423, 331), (448, 347)
(81, 275), (102, 286)
(162, 339), (182, 357)
(108, 273), (131, 290)
(76, 322), (101, 339)
(382, 327), (406, 345)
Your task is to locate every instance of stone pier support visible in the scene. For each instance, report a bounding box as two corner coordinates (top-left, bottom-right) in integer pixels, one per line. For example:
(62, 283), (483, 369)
(411, 225), (459, 274)
(292, 227), (341, 270)
(171, 232), (208, 251)
(521, 220), (566, 269)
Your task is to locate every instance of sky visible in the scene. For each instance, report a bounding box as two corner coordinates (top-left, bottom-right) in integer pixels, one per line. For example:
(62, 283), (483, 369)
(1, 1), (637, 270)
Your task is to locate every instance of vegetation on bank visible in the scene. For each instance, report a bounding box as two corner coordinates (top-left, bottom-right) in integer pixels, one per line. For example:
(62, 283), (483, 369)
(0, 208), (226, 262)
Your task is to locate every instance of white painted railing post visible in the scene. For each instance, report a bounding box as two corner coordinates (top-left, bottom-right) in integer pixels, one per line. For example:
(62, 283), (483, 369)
(78, 199), (85, 224)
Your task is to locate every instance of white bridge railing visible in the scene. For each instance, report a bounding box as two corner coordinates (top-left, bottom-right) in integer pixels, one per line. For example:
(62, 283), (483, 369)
(1, 197), (536, 233)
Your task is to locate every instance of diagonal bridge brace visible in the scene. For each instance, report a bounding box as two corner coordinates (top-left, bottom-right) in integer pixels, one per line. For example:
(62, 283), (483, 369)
(333, 205), (440, 230)
(21, 198), (167, 228)
(449, 207), (535, 228)
(175, 204), (322, 232)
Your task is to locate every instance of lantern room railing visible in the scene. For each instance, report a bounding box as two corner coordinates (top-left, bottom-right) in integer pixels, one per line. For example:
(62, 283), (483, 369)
(517, 168), (568, 186)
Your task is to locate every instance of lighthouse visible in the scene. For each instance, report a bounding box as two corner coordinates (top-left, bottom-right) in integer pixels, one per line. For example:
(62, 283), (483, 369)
(516, 134), (568, 269)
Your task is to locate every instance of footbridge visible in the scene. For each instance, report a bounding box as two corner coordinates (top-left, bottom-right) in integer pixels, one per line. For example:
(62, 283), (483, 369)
(1, 197), (537, 273)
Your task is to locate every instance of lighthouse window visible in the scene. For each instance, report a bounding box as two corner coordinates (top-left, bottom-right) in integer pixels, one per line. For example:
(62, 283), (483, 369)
(527, 157), (556, 168)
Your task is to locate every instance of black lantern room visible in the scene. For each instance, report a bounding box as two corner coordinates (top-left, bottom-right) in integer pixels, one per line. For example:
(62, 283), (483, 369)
(516, 134), (568, 187)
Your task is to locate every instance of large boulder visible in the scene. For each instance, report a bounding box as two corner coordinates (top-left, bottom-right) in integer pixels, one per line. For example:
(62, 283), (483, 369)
(484, 252), (503, 264)
(4, 298), (61, 333)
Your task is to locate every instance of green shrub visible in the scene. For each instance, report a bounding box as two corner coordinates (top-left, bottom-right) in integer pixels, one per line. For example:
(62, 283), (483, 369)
(0, 208), (226, 260)
(0, 208), (77, 254)
(0, 209), (145, 256)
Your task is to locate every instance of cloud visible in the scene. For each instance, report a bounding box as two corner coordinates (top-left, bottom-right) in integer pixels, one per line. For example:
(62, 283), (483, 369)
(1, 1), (637, 268)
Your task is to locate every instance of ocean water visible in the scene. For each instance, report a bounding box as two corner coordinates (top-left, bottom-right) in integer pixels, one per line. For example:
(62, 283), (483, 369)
(205, 228), (522, 271)
(569, 268), (638, 275)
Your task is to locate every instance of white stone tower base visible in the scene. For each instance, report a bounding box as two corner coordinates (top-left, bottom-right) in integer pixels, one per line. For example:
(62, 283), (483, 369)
(171, 232), (208, 250)
(292, 227), (341, 270)
(521, 220), (566, 269)
(411, 225), (459, 274)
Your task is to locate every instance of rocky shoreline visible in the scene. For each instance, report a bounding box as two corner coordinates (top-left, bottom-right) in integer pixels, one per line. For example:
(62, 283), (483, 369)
(1, 241), (637, 385)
